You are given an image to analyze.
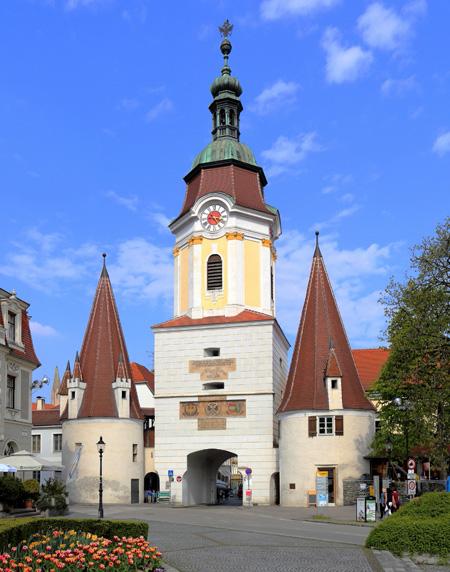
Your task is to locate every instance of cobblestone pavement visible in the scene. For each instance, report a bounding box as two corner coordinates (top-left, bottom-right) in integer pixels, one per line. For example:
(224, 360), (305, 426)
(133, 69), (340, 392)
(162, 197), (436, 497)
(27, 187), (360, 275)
(372, 551), (450, 572)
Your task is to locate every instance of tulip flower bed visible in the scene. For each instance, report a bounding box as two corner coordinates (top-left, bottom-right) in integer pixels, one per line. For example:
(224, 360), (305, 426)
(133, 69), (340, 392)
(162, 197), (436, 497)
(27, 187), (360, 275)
(0, 530), (164, 572)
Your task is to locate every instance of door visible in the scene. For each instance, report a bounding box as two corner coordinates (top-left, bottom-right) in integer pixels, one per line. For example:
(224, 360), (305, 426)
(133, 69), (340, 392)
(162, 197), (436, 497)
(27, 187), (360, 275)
(318, 467), (335, 504)
(131, 479), (139, 503)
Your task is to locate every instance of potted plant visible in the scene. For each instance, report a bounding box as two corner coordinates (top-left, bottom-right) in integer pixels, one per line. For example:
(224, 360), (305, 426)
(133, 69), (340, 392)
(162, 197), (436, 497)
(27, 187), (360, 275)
(23, 478), (40, 508)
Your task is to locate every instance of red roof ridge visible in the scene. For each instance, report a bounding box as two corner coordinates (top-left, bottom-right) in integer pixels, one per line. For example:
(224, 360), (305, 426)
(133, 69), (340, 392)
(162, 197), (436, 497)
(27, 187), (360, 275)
(152, 309), (274, 329)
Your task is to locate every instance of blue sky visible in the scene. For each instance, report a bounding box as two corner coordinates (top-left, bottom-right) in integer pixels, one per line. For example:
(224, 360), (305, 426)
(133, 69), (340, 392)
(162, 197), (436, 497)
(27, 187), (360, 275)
(1, 0), (449, 401)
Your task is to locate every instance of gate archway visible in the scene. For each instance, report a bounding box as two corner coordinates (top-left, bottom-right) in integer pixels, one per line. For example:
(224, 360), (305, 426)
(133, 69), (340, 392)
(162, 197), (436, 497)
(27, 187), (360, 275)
(183, 448), (236, 506)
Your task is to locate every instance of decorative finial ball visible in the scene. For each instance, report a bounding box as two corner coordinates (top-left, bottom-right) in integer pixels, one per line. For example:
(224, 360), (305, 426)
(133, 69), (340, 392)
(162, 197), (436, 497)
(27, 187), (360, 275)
(102, 253), (107, 258)
(315, 231), (319, 237)
(220, 38), (232, 56)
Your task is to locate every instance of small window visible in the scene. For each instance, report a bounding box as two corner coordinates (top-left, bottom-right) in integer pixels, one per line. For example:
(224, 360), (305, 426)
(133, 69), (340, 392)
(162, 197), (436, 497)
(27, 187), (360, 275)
(122, 390), (127, 399)
(375, 418), (382, 432)
(318, 416), (333, 435)
(207, 255), (222, 290)
(7, 312), (16, 341)
(331, 379), (338, 389)
(7, 375), (15, 409)
(75, 442), (82, 448)
(53, 433), (62, 452)
(203, 382), (225, 391)
(71, 391), (75, 400)
(204, 347), (220, 357)
(289, 483), (296, 489)
(32, 470), (41, 483)
(32, 434), (41, 453)
(132, 444), (138, 462)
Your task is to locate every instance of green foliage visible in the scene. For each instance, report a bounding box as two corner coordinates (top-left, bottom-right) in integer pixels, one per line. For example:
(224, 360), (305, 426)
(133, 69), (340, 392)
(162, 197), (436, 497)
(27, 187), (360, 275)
(368, 217), (450, 474)
(0, 477), (25, 510)
(23, 479), (40, 500)
(0, 518), (148, 552)
(35, 478), (68, 512)
(366, 492), (450, 556)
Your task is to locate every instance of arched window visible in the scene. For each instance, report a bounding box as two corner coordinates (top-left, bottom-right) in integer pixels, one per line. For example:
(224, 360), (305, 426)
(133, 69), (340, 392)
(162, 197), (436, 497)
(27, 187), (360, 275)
(207, 254), (223, 290)
(229, 109), (235, 126)
(219, 109), (226, 125)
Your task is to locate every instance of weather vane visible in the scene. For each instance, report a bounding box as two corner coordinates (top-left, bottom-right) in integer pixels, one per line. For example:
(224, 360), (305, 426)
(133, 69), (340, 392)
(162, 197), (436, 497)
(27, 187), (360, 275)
(219, 20), (233, 38)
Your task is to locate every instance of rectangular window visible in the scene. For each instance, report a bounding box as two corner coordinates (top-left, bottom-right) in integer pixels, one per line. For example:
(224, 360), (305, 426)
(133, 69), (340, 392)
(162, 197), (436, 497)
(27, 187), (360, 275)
(318, 416), (333, 435)
(53, 433), (62, 452)
(204, 347), (220, 357)
(8, 312), (16, 341)
(32, 470), (41, 483)
(331, 379), (338, 389)
(7, 375), (15, 409)
(32, 434), (41, 453)
(132, 444), (138, 462)
(122, 391), (127, 399)
(71, 391), (75, 400)
(375, 418), (382, 432)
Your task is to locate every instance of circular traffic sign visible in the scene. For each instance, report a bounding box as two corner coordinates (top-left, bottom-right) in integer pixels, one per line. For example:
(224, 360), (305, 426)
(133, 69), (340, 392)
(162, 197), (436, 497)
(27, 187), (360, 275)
(407, 458), (416, 470)
(245, 468), (252, 475)
(408, 480), (416, 492)
(176, 476), (182, 482)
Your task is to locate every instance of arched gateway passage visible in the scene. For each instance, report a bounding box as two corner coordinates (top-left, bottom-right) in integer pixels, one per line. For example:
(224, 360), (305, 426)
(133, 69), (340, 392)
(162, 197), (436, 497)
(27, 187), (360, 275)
(183, 448), (236, 506)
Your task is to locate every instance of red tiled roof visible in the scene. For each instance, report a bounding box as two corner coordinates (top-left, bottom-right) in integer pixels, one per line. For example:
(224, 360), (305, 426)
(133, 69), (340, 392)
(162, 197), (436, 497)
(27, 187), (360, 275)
(76, 263), (142, 419)
(32, 403), (58, 410)
(32, 409), (61, 426)
(279, 243), (374, 413)
(131, 363), (154, 393)
(8, 310), (40, 366)
(141, 407), (155, 416)
(153, 309), (274, 329)
(178, 164), (273, 219)
(58, 362), (71, 396)
(352, 348), (390, 391)
(325, 348), (342, 377)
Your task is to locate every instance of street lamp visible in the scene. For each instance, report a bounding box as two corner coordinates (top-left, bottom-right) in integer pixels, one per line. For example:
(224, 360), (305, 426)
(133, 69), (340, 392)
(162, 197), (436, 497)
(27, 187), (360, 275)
(96, 436), (106, 519)
(31, 375), (50, 392)
(385, 437), (393, 482)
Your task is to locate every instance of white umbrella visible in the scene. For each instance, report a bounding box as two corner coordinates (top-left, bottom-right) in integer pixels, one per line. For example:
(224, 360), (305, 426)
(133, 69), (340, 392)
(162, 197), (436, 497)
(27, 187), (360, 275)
(0, 464), (17, 472)
(0, 450), (64, 471)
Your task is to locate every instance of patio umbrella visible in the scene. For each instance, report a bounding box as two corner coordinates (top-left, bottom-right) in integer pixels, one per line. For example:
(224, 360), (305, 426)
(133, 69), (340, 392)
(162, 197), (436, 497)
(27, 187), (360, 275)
(0, 464), (17, 472)
(0, 450), (64, 471)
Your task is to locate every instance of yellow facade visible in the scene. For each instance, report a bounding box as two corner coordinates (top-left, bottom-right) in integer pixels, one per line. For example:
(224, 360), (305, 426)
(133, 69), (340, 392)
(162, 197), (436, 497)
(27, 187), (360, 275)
(244, 239), (261, 308)
(179, 246), (189, 313)
(202, 236), (228, 310)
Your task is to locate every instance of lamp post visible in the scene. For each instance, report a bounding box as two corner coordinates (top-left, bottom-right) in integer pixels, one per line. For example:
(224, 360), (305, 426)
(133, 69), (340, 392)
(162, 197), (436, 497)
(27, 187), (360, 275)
(97, 436), (106, 519)
(31, 375), (50, 393)
(385, 437), (393, 482)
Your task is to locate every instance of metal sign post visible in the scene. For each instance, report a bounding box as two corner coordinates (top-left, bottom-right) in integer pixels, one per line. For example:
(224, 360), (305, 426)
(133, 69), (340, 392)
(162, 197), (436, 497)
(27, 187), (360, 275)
(168, 470), (173, 506)
(245, 468), (252, 508)
(316, 471), (328, 516)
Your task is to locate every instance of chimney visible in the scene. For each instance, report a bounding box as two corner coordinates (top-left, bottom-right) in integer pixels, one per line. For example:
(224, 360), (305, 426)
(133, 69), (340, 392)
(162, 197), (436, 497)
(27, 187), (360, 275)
(36, 396), (45, 410)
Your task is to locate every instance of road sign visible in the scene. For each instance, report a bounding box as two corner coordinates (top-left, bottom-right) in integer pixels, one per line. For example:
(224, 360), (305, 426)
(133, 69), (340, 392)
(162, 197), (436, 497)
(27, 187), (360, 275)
(245, 468), (252, 475)
(407, 479), (416, 495)
(176, 476), (182, 482)
(168, 470), (173, 477)
(407, 458), (416, 470)
(246, 489), (252, 496)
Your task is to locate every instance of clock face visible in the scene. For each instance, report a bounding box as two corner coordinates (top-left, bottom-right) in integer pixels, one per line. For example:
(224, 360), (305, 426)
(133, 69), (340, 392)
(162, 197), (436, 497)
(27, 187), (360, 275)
(201, 204), (228, 232)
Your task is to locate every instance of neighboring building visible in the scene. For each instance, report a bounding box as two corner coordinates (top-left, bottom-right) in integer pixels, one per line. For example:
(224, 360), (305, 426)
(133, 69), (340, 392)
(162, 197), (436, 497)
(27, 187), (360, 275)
(278, 235), (376, 506)
(0, 288), (40, 456)
(60, 257), (144, 504)
(152, 33), (289, 506)
(31, 397), (62, 483)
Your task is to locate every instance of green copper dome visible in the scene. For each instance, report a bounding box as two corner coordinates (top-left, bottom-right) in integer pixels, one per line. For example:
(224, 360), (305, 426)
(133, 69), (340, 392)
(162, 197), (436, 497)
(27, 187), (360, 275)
(191, 138), (257, 170)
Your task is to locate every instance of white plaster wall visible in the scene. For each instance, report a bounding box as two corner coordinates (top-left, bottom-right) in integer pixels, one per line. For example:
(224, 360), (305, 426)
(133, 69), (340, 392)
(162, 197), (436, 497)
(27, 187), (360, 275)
(279, 409), (376, 507)
(154, 320), (289, 505)
(62, 418), (144, 504)
(135, 384), (155, 408)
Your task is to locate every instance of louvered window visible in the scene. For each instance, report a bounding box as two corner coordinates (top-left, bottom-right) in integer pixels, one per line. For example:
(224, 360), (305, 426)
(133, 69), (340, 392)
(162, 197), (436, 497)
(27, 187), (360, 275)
(335, 415), (344, 436)
(207, 254), (222, 290)
(308, 416), (317, 437)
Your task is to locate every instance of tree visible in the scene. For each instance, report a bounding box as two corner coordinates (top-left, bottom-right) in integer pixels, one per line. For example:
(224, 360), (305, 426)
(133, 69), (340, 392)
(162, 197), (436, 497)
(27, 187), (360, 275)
(369, 217), (450, 477)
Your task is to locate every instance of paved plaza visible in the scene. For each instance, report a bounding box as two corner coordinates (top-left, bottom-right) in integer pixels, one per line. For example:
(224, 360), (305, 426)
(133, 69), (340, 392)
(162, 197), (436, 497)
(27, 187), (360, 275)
(66, 503), (450, 572)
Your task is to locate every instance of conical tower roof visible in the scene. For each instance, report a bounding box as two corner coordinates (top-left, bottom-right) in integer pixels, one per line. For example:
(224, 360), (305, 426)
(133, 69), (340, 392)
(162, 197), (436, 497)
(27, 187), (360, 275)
(58, 361), (71, 396)
(76, 255), (142, 419)
(279, 234), (374, 413)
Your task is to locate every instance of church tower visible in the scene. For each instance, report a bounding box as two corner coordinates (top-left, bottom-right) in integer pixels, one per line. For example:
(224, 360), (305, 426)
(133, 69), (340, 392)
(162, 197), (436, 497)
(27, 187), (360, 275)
(153, 23), (289, 506)
(278, 234), (375, 507)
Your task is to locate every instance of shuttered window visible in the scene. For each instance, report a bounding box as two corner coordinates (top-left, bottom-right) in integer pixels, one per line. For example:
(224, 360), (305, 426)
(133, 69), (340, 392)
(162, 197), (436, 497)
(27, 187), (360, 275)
(308, 416), (317, 437)
(335, 415), (344, 436)
(207, 254), (222, 290)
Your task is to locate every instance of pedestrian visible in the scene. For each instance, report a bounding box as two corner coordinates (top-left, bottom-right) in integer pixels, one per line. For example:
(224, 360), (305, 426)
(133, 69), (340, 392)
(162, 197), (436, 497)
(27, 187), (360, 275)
(384, 487), (393, 517)
(391, 485), (400, 511)
(151, 489), (156, 503)
(380, 488), (386, 519)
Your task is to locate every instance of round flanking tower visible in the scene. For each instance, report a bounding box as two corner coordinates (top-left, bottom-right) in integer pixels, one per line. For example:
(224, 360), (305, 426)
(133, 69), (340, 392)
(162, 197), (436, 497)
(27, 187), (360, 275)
(61, 256), (144, 504)
(278, 234), (376, 507)
(153, 25), (289, 507)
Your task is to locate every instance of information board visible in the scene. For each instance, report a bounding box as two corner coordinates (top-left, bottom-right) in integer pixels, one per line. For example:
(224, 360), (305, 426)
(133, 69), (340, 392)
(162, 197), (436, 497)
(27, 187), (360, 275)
(316, 471), (328, 507)
(356, 497), (366, 522)
(365, 498), (376, 522)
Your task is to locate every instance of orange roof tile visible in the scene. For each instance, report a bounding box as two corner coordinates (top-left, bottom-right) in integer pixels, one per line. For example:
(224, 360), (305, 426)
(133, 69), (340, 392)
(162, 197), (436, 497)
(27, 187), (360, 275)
(32, 409), (61, 426)
(279, 237), (374, 413)
(131, 363), (154, 393)
(153, 309), (274, 329)
(352, 348), (390, 391)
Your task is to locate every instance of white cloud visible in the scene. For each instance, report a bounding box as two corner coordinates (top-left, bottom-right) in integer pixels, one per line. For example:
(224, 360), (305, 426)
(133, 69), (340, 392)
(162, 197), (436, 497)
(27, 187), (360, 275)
(260, 0), (340, 20)
(105, 191), (139, 212)
(119, 98), (139, 111)
(432, 132), (450, 157)
(380, 76), (418, 96)
(146, 211), (171, 234)
(30, 322), (59, 338)
(250, 80), (299, 115)
(261, 132), (322, 176)
(275, 230), (398, 346)
(65, 0), (110, 10)
(357, 2), (423, 52)
(321, 27), (373, 84)
(341, 193), (355, 203)
(145, 99), (173, 122)
(313, 205), (361, 231)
